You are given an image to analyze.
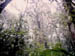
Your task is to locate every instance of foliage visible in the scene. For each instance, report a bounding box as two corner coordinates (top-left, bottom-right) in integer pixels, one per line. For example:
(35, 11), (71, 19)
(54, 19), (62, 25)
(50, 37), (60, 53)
(0, 28), (26, 56)
(29, 43), (74, 56)
(0, 23), (75, 56)
(0, 28), (74, 56)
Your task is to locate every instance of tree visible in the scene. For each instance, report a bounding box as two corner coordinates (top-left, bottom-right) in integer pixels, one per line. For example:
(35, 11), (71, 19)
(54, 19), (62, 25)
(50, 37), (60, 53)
(0, 0), (12, 13)
(1, 0), (75, 55)
(63, 0), (75, 53)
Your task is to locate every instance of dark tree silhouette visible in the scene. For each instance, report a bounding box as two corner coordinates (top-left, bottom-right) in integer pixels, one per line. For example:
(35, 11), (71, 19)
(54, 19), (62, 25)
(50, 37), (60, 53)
(0, 0), (12, 13)
(64, 0), (75, 55)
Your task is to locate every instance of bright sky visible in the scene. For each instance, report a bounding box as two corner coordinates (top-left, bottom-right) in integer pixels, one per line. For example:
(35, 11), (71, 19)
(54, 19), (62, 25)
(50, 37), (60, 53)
(5, 0), (27, 15)
(4, 0), (61, 16)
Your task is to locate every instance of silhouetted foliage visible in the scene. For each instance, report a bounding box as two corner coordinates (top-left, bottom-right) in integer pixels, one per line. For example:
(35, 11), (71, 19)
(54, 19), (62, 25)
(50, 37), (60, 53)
(0, 27), (25, 56)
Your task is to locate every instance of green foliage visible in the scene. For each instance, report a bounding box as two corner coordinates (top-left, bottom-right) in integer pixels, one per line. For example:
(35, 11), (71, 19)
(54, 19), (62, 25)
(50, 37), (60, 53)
(0, 28), (26, 56)
(53, 42), (62, 49)
(0, 27), (75, 56)
(0, 25), (75, 56)
(29, 42), (74, 56)
(40, 49), (65, 56)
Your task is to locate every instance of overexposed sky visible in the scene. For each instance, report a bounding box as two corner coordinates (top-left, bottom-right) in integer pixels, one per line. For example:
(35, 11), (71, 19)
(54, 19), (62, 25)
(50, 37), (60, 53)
(5, 0), (27, 14)
(4, 0), (60, 15)
(1, 0), (64, 24)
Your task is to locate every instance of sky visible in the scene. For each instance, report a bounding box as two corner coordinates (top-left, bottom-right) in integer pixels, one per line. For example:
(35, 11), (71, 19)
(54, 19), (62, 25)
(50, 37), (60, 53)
(5, 0), (26, 15)
(4, 0), (60, 15)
